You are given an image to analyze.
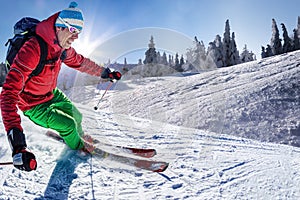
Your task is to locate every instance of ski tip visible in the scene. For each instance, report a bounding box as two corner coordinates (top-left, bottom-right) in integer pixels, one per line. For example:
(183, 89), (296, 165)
(45, 131), (51, 136)
(154, 162), (169, 173)
(144, 149), (157, 158)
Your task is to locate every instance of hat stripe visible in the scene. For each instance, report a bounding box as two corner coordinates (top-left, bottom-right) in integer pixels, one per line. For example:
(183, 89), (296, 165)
(64, 18), (84, 30)
(59, 9), (83, 21)
(55, 2), (84, 30)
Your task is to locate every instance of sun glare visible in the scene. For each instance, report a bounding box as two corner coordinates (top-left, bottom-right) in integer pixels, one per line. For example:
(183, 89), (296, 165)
(73, 30), (107, 60)
(72, 11), (116, 63)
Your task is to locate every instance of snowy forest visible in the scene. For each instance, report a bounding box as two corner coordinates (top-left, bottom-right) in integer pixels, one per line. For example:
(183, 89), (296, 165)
(261, 18), (300, 58)
(126, 17), (300, 78)
(142, 17), (300, 72)
(135, 19), (256, 74)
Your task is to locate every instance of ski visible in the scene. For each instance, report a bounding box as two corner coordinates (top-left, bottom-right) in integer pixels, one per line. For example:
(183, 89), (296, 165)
(46, 131), (156, 158)
(92, 138), (157, 159)
(45, 131), (168, 172)
(92, 147), (168, 173)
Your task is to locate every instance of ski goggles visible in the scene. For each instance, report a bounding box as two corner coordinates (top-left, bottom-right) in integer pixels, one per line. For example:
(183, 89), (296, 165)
(58, 17), (81, 34)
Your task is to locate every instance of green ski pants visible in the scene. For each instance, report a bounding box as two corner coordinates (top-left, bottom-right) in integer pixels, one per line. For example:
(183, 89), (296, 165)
(23, 88), (84, 150)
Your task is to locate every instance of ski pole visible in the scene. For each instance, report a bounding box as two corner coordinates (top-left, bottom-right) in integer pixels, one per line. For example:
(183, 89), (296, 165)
(0, 162), (13, 165)
(94, 81), (114, 110)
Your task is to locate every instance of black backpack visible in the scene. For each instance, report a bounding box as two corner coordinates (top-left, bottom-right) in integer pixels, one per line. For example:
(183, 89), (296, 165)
(1, 17), (58, 86)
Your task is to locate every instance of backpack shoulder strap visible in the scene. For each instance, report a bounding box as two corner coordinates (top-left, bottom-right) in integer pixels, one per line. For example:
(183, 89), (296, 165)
(28, 35), (48, 78)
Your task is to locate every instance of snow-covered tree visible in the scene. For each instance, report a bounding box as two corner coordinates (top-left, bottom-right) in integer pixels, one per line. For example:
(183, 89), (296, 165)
(174, 53), (179, 67)
(230, 32), (241, 65)
(194, 36), (206, 66)
(186, 19), (251, 69)
(180, 55), (185, 67)
(240, 45), (255, 63)
(144, 36), (158, 64)
(138, 59), (142, 65)
(281, 23), (293, 53)
(262, 18), (300, 58)
(223, 20), (231, 67)
(168, 55), (174, 66)
(292, 28), (300, 51)
(271, 19), (282, 55)
(266, 44), (274, 57)
(169, 53), (184, 72)
(261, 46), (267, 59)
(156, 51), (162, 64)
(173, 53), (184, 72)
(206, 42), (218, 69)
(161, 52), (168, 66)
(185, 36), (206, 70)
(206, 35), (224, 68)
(214, 35), (225, 67)
(185, 46), (195, 69)
(222, 20), (240, 67)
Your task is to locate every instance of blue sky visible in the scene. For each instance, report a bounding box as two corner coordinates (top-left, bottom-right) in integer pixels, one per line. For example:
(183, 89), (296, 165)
(1, 0), (300, 63)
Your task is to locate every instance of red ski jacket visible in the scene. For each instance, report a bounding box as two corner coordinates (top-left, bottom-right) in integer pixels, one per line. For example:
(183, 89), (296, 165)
(1, 12), (103, 132)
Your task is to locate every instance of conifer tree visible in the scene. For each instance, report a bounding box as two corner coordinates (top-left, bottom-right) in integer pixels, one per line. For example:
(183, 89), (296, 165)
(223, 20), (231, 67)
(231, 32), (240, 65)
(214, 35), (225, 67)
(174, 53), (184, 72)
(168, 55), (174, 66)
(293, 29), (300, 51)
(185, 36), (206, 70)
(240, 45), (255, 62)
(270, 19), (282, 55)
(180, 55), (185, 67)
(222, 20), (240, 67)
(157, 51), (162, 64)
(261, 46), (267, 59)
(144, 36), (158, 64)
(281, 23), (293, 53)
(175, 53), (180, 67)
(161, 52), (168, 65)
(266, 44), (274, 57)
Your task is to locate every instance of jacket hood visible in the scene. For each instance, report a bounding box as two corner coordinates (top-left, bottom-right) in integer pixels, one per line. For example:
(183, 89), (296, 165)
(35, 12), (62, 54)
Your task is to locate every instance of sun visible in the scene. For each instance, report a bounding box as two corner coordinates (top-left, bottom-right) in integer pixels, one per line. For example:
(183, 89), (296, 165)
(71, 13), (115, 64)
(73, 30), (104, 59)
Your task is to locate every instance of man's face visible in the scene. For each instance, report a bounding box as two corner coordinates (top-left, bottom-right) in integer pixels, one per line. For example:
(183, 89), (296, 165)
(56, 27), (79, 49)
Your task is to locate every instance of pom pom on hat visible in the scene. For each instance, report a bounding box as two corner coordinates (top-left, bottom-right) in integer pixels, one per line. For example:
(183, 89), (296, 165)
(55, 1), (84, 31)
(69, 1), (78, 8)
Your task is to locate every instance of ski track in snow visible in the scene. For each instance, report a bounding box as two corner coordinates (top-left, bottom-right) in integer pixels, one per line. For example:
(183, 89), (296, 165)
(0, 51), (300, 199)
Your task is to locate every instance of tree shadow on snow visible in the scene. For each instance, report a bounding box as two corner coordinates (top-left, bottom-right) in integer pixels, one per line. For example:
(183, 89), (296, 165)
(34, 149), (95, 200)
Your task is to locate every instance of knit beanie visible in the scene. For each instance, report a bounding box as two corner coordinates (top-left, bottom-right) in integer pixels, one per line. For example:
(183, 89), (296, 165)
(55, 2), (84, 31)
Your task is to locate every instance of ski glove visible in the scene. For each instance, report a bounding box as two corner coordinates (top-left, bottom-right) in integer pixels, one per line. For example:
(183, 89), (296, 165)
(101, 67), (122, 81)
(12, 149), (37, 171)
(7, 128), (37, 172)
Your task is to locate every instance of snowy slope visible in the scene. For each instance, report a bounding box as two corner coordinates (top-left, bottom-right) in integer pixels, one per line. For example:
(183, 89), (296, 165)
(1, 105), (300, 199)
(100, 51), (300, 146)
(0, 51), (299, 199)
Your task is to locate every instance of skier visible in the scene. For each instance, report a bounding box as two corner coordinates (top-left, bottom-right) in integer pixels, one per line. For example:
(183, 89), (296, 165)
(0, 2), (121, 172)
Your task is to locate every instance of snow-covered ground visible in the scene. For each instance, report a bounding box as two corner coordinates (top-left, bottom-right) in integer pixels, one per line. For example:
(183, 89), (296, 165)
(101, 51), (300, 146)
(0, 51), (299, 199)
